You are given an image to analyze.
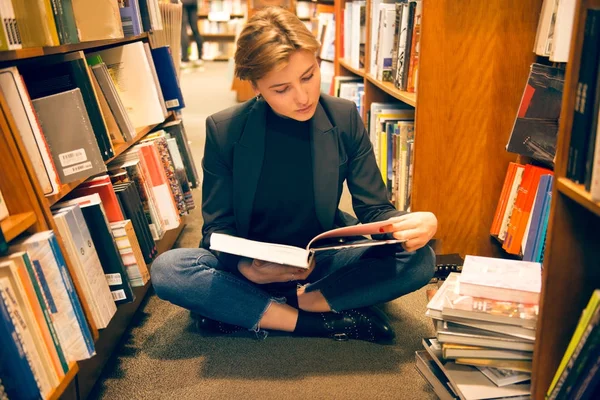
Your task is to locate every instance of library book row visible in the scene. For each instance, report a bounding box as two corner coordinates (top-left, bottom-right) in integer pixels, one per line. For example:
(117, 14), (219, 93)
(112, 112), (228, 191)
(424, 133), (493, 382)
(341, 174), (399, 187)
(0, 109), (197, 399)
(0, 37), (188, 201)
(341, 0), (421, 93)
(0, 0), (164, 50)
(331, 77), (415, 212)
(0, 104), (197, 400)
(419, 254), (599, 399)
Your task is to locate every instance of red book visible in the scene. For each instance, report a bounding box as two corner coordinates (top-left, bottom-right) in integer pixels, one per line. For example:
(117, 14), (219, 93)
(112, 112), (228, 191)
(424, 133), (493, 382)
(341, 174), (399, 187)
(491, 163), (519, 236)
(71, 175), (124, 223)
(504, 165), (552, 254)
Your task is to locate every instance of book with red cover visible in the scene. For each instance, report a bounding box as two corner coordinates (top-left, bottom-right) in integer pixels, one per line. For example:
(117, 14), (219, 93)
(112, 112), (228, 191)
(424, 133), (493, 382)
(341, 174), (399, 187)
(491, 163), (520, 236)
(70, 175), (124, 223)
(503, 165), (552, 255)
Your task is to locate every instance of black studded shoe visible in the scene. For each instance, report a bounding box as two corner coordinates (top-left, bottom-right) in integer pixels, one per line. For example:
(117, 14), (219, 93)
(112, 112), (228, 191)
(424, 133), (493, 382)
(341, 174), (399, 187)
(190, 312), (244, 334)
(323, 307), (395, 343)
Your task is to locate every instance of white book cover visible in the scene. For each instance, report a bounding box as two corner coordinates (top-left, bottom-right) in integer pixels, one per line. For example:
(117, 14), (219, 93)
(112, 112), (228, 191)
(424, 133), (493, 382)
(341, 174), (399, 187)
(498, 165), (525, 240)
(376, 7), (397, 81)
(534, 0), (557, 55)
(10, 232), (94, 362)
(52, 205), (117, 329)
(0, 67), (60, 195)
(460, 256), (542, 305)
(0, 274), (54, 397)
(550, 0), (576, 62)
(444, 362), (531, 399)
(90, 42), (165, 130)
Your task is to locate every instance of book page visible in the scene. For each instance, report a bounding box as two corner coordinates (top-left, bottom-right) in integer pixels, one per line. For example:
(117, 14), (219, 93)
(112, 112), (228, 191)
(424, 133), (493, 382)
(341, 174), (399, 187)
(306, 216), (406, 249)
(210, 234), (311, 268)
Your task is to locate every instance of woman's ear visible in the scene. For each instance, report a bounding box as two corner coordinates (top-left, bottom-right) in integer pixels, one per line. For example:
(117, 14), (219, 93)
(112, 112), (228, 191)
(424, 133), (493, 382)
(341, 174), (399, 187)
(251, 81), (260, 97)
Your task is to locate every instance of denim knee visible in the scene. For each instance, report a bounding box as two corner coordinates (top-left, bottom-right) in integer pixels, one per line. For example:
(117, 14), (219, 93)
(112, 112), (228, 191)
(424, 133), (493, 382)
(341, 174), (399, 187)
(410, 245), (436, 289)
(151, 249), (178, 300)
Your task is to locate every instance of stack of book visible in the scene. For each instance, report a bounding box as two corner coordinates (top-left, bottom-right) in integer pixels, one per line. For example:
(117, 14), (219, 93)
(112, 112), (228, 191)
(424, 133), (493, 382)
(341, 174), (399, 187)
(417, 255), (542, 399)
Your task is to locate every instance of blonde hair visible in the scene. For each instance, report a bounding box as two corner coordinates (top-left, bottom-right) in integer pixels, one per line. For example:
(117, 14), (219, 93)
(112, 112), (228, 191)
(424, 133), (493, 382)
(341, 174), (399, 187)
(234, 7), (320, 82)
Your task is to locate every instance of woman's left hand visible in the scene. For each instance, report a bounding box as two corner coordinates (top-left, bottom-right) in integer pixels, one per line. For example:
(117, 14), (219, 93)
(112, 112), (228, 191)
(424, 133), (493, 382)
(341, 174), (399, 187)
(380, 212), (438, 252)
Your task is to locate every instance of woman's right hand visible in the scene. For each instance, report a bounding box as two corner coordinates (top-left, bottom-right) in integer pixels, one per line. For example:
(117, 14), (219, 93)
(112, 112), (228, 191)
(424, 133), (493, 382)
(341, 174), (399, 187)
(237, 257), (315, 284)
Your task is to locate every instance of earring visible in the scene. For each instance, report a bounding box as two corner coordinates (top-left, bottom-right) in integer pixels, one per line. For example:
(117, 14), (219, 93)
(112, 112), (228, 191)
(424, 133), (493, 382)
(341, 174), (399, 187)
(256, 94), (262, 101)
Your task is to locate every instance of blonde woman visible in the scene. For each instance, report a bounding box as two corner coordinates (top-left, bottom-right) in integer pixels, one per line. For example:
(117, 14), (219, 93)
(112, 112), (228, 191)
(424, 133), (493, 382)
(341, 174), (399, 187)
(152, 7), (437, 342)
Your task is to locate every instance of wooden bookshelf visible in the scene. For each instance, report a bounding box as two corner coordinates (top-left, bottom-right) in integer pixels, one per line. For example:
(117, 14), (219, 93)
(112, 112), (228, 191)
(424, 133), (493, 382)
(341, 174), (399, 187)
(333, 0), (540, 258)
(338, 58), (365, 77)
(0, 30), (191, 400)
(0, 34), (149, 63)
(365, 74), (417, 107)
(47, 363), (79, 400)
(532, 1), (600, 397)
(76, 218), (186, 400)
(556, 177), (600, 218)
(45, 112), (176, 207)
(0, 211), (37, 241)
(107, 112), (176, 164)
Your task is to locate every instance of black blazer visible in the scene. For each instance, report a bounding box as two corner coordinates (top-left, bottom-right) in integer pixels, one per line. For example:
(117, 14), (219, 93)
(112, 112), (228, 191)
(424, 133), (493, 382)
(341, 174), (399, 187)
(201, 94), (406, 270)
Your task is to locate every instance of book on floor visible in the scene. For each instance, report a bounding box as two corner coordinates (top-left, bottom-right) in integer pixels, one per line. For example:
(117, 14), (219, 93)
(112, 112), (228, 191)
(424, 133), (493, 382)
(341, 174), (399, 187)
(210, 217), (407, 269)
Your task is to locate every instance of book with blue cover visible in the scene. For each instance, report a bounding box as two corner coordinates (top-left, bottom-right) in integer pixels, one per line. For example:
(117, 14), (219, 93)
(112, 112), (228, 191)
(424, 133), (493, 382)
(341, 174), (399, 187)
(119, 0), (144, 37)
(151, 46), (185, 111)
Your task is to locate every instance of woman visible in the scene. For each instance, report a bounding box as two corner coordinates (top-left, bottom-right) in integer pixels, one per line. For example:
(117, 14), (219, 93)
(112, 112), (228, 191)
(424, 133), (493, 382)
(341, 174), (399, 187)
(153, 7), (437, 343)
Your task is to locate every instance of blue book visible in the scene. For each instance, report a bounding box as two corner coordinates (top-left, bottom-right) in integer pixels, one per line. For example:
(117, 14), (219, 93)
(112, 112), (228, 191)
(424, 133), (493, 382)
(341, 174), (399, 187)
(150, 46), (186, 111)
(534, 177), (554, 263)
(0, 286), (41, 400)
(47, 233), (95, 356)
(120, 0), (144, 37)
(523, 174), (552, 261)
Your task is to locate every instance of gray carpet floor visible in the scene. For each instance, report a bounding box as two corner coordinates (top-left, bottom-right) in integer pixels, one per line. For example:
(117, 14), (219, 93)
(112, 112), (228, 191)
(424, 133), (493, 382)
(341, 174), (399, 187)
(89, 62), (439, 400)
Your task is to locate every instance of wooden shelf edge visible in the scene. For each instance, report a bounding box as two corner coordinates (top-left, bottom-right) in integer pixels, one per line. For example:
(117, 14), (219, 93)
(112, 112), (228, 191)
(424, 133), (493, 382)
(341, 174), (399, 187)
(0, 34), (148, 63)
(48, 362), (79, 400)
(44, 113), (175, 207)
(0, 211), (37, 241)
(198, 13), (245, 19)
(556, 177), (600, 218)
(365, 74), (417, 106)
(338, 59), (365, 77)
(107, 112), (175, 165)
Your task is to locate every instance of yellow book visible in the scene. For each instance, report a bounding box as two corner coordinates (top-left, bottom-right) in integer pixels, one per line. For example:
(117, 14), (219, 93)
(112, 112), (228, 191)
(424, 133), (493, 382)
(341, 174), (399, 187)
(11, 0), (59, 47)
(547, 289), (600, 396)
(455, 358), (532, 373)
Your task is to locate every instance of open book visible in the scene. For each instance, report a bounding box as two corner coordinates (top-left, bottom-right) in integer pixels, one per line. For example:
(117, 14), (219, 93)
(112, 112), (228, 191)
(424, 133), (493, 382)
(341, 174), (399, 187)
(209, 217), (406, 269)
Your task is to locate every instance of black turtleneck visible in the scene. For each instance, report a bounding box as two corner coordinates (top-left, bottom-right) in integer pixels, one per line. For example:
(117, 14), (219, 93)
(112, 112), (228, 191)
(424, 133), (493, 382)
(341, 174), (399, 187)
(248, 107), (324, 248)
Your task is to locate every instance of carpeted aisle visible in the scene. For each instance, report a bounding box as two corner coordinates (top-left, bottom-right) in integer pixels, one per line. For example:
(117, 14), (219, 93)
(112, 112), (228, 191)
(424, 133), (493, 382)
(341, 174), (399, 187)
(88, 62), (438, 400)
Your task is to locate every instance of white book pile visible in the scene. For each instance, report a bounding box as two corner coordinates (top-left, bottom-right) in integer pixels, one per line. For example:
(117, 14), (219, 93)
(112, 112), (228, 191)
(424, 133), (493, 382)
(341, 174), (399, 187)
(417, 256), (542, 399)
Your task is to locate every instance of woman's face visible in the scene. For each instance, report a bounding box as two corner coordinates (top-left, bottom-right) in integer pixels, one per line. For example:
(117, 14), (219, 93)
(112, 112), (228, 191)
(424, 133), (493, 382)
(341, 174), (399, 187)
(253, 50), (321, 121)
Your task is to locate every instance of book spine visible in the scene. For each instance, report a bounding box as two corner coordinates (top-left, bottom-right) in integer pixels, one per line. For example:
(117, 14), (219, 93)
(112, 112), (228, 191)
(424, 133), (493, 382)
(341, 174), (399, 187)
(0, 286), (41, 400)
(48, 234), (95, 357)
(22, 253), (69, 373)
(568, 9), (600, 182)
(0, 282), (47, 397)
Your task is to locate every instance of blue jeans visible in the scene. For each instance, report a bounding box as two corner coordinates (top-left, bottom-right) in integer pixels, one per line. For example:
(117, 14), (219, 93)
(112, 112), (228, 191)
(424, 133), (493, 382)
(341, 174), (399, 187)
(152, 244), (435, 331)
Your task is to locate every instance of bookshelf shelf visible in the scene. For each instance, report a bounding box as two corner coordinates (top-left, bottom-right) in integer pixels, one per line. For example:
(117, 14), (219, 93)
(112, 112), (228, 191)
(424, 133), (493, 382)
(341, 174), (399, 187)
(76, 217), (186, 399)
(45, 180), (88, 207)
(365, 74), (417, 107)
(0, 211), (37, 241)
(44, 113), (176, 207)
(107, 112), (176, 165)
(0, 34), (149, 63)
(48, 362), (79, 400)
(556, 177), (600, 218)
(338, 58), (365, 77)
